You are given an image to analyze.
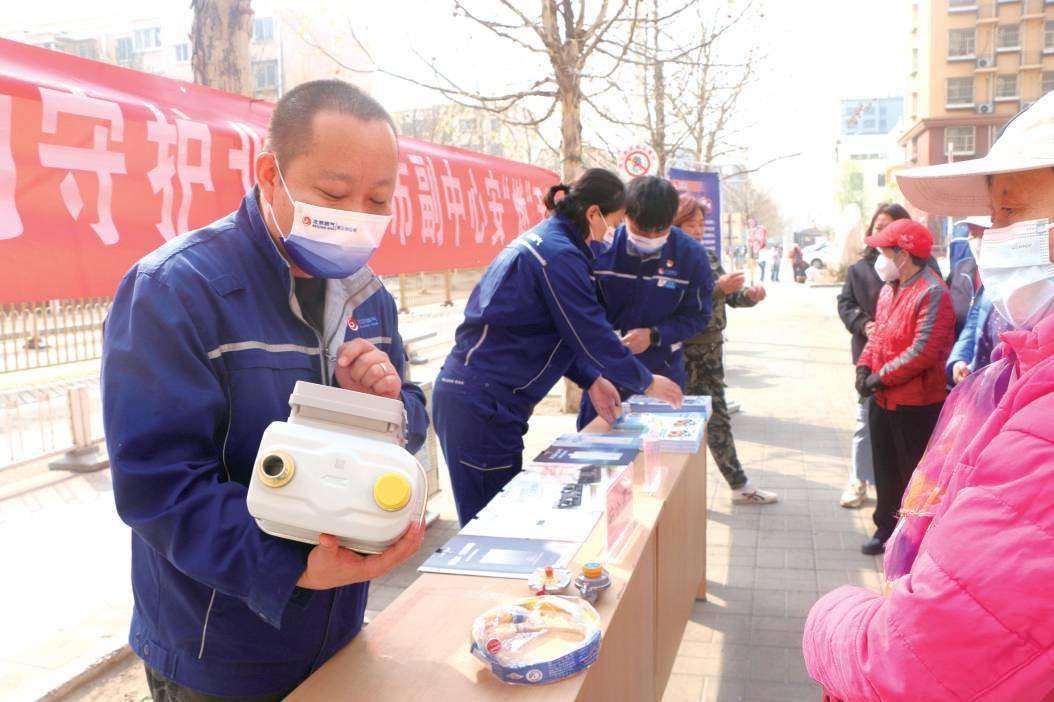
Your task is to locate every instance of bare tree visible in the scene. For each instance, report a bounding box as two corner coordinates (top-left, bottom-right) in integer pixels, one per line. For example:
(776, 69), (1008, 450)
(191, 0), (254, 97)
(585, 0), (765, 175)
(315, 2), (641, 182)
(723, 175), (787, 236)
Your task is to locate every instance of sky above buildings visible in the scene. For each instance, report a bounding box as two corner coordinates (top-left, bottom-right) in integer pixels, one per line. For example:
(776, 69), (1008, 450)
(3, 0), (911, 230)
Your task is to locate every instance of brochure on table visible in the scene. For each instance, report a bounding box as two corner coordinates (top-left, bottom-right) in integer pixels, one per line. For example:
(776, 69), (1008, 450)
(418, 400), (713, 579)
(419, 437), (643, 578)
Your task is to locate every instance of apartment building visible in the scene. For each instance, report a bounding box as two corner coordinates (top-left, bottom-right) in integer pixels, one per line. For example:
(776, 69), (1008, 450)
(901, 0), (1054, 233)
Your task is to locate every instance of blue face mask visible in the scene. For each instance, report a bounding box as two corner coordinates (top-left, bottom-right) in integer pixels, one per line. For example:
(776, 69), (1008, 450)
(267, 160), (392, 279)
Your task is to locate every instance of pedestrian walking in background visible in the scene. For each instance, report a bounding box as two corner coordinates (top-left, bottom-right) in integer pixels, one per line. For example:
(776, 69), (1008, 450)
(757, 244), (769, 282)
(835, 203), (910, 508)
(855, 219), (955, 555)
(789, 243), (807, 283)
(675, 195), (778, 505)
(771, 243), (783, 282)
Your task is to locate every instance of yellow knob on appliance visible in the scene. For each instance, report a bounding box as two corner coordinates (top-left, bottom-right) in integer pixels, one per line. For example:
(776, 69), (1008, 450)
(373, 472), (412, 512)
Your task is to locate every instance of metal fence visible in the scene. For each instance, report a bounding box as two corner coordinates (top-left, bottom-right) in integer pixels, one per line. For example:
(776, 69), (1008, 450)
(0, 299), (111, 373)
(0, 378), (103, 469)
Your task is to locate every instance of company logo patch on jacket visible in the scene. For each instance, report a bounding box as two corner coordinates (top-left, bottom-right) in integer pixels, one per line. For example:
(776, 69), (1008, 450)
(348, 316), (380, 333)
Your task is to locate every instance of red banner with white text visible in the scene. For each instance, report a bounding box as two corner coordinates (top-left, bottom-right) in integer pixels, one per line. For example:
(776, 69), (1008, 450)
(0, 38), (558, 304)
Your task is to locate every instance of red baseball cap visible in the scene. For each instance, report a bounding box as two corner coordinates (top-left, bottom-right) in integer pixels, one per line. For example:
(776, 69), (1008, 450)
(864, 218), (933, 259)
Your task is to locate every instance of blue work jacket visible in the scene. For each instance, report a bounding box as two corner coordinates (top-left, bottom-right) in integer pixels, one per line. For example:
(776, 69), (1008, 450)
(590, 226), (714, 381)
(441, 213), (653, 406)
(101, 189), (427, 696)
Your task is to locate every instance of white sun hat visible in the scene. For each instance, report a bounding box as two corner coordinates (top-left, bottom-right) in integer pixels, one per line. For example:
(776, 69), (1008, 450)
(896, 92), (1054, 217)
(954, 215), (992, 229)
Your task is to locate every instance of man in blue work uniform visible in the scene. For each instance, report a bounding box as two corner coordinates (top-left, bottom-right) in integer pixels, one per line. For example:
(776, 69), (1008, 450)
(102, 80), (427, 701)
(433, 169), (684, 526)
(577, 176), (715, 428)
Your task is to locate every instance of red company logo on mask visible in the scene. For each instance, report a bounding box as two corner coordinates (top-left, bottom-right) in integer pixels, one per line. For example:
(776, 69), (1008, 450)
(302, 215), (312, 227)
(347, 317), (359, 331)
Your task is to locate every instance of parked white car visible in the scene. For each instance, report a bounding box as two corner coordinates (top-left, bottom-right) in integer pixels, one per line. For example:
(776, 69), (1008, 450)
(802, 240), (832, 270)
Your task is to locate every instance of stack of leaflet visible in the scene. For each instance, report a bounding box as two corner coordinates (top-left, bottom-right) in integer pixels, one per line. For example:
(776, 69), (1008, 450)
(624, 394), (712, 417)
(419, 433), (637, 579)
(612, 411), (708, 454)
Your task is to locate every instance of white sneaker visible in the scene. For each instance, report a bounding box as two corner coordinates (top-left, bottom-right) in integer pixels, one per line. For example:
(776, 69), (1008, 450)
(840, 480), (867, 509)
(733, 481), (778, 505)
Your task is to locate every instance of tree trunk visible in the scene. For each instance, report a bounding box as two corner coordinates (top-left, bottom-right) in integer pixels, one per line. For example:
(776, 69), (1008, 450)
(191, 0), (254, 97)
(558, 80), (583, 182)
(651, 0), (666, 175)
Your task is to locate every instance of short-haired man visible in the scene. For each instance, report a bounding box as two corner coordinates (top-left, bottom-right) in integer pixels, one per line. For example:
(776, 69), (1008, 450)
(856, 219), (955, 555)
(102, 79), (427, 700)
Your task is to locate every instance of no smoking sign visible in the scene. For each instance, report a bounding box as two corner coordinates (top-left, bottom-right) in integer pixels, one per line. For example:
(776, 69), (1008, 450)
(620, 144), (659, 178)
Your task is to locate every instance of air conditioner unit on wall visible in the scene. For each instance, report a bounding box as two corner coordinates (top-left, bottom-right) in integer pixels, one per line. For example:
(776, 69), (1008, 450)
(977, 56), (993, 68)
(977, 103), (995, 114)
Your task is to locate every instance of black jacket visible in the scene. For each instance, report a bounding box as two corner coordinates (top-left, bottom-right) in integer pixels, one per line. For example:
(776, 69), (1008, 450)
(838, 249), (883, 364)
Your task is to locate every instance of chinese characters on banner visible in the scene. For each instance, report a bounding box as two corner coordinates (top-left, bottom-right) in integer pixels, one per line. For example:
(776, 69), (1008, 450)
(668, 167), (721, 260)
(0, 38), (557, 303)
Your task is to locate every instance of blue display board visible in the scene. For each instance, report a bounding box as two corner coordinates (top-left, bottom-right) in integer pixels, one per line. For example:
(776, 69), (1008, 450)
(668, 168), (721, 259)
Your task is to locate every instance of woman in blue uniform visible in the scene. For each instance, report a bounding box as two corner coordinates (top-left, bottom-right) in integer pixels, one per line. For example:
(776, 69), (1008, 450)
(576, 176), (715, 429)
(433, 168), (684, 525)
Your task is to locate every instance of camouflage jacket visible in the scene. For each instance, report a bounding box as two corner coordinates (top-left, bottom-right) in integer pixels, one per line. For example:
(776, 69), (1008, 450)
(686, 249), (756, 345)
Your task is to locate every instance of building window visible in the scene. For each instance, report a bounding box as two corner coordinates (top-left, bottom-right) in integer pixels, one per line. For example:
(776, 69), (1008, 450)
(948, 28), (976, 57)
(949, 0), (976, 6)
(997, 24), (1021, 50)
(70, 41), (97, 59)
(995, 74), (1018, 99)
(253, 60), (278, 91)
(115, 36), (134, 64)
(174, 43), (190, 63)
(946, 126), (976, 156)
(1046, 21), (1054, 51)
(1043, 71), (1054, 94)
(254, 17), (275, 42)
(947, 77), (975, 105)
(133, 27), (161, 52)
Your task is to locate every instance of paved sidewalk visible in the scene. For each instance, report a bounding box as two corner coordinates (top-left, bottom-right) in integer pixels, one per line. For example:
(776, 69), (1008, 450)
(662, 281), (882, 702)
(3, 280), (882, 701)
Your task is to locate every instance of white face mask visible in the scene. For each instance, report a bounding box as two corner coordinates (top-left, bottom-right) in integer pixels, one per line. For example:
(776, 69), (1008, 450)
(977, 218), (1054, 330)
(628, 232), (668, 255)
(268, 159), (392, 278)
(873, 251), (901, 282)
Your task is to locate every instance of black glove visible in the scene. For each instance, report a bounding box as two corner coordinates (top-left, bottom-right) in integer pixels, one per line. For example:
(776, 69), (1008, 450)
(855, 366), (871, 396)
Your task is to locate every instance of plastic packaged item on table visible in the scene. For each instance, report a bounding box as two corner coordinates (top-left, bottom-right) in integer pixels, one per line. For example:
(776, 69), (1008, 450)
(246, 381), (427, 555)
(470, 595), (602, 685)
(574, 562), (612, 603)
(527, 566), (573, 594)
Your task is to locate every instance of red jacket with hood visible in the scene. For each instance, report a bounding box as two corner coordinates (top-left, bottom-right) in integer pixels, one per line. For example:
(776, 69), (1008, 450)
(858, 266), (955, 409)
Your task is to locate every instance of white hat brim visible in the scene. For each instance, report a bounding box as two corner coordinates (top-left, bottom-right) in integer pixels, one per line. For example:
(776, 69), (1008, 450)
(896, 155), (1054, 217)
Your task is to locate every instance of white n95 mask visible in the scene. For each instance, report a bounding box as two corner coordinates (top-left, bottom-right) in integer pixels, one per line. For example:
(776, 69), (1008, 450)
(628, 232), (668, 255)
(873, 253), (901, 282)
(246, 381), (427, 554)
(977, 218), (1054, 330)
(268, 160), (392, 279)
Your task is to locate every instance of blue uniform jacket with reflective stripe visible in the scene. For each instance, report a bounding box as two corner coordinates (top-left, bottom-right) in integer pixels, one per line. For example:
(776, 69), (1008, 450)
(442, 213), (653, 406)
(101, 190), (427, 697)
(589, 226), (714, 380)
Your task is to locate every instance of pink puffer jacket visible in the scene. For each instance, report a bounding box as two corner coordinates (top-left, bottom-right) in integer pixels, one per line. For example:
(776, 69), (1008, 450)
(804, 312), (1054, 701)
